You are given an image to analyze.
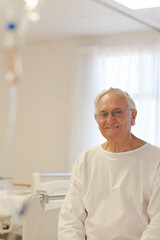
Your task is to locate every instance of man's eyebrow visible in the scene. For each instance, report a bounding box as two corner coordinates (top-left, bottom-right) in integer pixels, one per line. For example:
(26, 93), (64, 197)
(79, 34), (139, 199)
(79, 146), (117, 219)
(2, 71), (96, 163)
(98, 108), (122, 113)
(112, 108), (122, 111)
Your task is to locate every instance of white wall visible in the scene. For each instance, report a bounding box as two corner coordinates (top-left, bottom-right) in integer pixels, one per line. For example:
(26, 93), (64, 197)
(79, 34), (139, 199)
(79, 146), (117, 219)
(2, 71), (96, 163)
(0, 30), (160, 184)
(0, 42), (75, 184)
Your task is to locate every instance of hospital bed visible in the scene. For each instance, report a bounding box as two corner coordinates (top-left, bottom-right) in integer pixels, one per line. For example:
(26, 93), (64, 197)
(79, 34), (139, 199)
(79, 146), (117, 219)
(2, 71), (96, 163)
(0, 182), (30, 240)
(0, 173), (70, 240)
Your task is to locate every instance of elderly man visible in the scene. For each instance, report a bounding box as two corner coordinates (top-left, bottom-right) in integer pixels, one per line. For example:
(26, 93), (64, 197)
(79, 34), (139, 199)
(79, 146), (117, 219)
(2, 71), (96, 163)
(58, 88), (160, 240)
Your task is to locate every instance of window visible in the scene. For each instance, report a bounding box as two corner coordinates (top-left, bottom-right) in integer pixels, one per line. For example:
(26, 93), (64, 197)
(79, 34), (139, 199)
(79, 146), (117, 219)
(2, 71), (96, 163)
(70, 45), (160, 166)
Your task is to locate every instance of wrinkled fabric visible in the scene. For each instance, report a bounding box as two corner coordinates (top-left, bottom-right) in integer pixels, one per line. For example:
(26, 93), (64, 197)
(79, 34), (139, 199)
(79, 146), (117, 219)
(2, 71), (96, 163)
(58, 143), (160, 240)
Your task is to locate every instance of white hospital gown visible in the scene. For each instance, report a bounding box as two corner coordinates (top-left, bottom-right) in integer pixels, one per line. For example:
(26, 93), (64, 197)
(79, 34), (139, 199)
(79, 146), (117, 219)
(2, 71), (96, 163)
(58, 143), (160, 240)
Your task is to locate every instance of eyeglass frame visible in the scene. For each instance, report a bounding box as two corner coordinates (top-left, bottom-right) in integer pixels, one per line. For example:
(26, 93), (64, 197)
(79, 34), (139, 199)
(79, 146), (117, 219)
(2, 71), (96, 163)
(95, 108), (133, 121)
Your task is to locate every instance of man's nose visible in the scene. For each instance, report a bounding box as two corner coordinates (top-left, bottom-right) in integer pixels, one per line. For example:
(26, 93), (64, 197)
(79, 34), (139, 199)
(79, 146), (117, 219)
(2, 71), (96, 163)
(106, 113), (117, 123)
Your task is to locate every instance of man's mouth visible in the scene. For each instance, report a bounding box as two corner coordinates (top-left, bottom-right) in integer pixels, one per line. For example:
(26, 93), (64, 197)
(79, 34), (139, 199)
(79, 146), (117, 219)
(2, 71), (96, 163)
(106, 126), (119, 129)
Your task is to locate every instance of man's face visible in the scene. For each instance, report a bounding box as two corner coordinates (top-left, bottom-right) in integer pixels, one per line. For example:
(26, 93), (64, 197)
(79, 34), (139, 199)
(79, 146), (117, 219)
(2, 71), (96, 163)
(95, 93), (137, 142)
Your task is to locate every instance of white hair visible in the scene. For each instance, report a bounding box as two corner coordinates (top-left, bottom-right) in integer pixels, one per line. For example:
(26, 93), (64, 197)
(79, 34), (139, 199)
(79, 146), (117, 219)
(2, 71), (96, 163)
(94, 87), (136, 113)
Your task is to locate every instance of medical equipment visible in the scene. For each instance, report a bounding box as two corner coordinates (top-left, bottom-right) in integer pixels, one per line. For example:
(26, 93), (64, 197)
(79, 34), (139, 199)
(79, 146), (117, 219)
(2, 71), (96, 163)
(22, 172), (70, 240)
(0, 2), (44, 237)
(0, 173), (70, 240)
(2, 0), (43, 180)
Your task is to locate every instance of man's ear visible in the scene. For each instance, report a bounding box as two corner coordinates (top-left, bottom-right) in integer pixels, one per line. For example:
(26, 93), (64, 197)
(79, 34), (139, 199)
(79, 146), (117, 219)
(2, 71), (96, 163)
(94, 114), (97, 121)
(131, 109), (137, 126)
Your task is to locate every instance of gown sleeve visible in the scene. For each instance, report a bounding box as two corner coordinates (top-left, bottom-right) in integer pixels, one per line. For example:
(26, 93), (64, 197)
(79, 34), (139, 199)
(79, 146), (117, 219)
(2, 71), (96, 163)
(58, 157), (87, 240)
(140, 163), (160, 239)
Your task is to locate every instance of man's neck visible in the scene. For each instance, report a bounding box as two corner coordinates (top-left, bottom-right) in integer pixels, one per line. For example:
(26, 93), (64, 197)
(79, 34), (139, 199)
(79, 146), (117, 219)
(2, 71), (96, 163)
(102, 134), (146, 153)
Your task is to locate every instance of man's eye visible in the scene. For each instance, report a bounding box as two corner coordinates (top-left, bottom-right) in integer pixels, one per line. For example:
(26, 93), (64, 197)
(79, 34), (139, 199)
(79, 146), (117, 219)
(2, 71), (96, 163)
(113, 110), (122, 116)
(114, 111), (121, 114)
(102, 113), (108, 117)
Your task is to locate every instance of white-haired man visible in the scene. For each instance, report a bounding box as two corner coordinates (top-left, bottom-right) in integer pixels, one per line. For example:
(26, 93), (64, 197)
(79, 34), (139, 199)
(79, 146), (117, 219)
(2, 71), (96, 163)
(58, 88), (160, 240)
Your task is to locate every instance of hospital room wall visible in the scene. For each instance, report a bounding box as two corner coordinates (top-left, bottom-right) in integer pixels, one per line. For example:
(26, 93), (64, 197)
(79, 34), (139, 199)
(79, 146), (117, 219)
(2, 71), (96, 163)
(0, 42), (75, 184)
(0, 30), (160, 184)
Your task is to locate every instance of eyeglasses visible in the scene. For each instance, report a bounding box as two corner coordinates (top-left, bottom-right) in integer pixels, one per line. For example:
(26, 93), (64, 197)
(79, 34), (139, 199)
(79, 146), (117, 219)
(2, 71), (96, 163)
(96, 108), (132, 120)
